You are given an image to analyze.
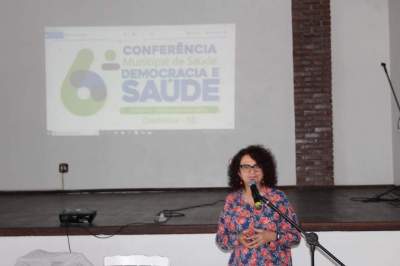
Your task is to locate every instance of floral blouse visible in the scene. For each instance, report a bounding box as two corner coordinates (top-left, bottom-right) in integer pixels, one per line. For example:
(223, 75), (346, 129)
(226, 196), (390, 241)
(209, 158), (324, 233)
(216, 187), (301, 266)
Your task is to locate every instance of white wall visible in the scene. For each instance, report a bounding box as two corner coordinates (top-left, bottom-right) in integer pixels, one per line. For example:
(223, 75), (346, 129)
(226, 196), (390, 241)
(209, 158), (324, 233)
(389, 0), (400, 185)
(2, 231), (400, 266)
(0, 2), (397, 189)
(332, 0), (393, 185)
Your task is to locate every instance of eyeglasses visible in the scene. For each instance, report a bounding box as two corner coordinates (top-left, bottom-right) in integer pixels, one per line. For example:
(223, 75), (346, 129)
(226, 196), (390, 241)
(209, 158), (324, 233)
(239, 164), (262, 172)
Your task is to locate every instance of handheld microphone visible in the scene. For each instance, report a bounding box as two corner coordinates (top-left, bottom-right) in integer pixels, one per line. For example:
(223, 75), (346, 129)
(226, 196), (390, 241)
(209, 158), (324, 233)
(249, 181), (263, 210)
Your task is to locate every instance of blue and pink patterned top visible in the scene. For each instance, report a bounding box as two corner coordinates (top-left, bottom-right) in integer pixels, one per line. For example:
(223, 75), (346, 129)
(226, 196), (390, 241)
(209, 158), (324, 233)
(216, 187), (301, 266)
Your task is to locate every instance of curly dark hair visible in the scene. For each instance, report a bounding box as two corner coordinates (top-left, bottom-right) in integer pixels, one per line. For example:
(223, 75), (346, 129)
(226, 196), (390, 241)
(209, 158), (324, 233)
(228, 145), (277, 191)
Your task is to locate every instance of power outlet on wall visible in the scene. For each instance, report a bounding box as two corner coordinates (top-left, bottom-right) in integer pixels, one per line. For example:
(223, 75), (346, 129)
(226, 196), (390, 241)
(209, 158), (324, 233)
(59, 163), (69, 173)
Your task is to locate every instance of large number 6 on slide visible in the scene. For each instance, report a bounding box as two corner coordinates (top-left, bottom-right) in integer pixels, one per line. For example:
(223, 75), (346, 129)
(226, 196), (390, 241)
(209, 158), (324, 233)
(61, 48), (107, 116)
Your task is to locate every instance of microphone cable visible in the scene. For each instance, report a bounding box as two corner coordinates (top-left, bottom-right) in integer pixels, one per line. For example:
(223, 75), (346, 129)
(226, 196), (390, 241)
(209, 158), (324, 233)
(61, 198), (225, 253)
(154, 199), (224, 224)
(67, 199), (224, 240)
(81, 221), (153, 239)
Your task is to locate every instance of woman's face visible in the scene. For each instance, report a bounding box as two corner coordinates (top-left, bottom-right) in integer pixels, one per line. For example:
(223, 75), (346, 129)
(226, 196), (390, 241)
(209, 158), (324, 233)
(238, 154), (264, 188)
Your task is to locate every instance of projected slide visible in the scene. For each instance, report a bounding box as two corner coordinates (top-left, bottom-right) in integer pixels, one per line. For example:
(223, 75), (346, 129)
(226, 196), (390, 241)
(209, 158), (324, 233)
(45, 24), (235, 135)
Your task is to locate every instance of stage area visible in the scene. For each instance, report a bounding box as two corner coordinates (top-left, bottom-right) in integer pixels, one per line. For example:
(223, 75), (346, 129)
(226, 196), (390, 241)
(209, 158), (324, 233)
(1, 186), (400, 236)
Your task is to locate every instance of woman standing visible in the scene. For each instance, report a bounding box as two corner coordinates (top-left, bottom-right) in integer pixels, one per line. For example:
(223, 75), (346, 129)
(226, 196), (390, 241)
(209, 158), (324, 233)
(216, 145), (300, 265)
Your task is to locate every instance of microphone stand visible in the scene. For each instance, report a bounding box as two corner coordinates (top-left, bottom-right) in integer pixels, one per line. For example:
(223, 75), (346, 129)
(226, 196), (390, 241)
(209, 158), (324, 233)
(376, 62), (400, 200)
(381, 62), (400, 114)
(258, 195), (345, 266)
